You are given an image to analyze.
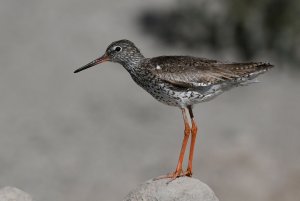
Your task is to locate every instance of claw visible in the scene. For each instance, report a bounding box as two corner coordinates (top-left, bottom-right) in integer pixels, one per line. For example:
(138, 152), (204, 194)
(183, 169), (192, 177)
(154, 169), (192, 184)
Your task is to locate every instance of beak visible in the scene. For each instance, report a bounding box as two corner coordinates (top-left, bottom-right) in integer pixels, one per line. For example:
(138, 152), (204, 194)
(74, 54), (109, 73)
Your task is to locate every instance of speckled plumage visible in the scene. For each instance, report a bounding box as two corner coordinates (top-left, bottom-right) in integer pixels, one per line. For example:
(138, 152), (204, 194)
(100, 41), (273, 108)
(135, 56), (272, 107)
(74, 39), (273, 108)
(74, 39), (274, 180)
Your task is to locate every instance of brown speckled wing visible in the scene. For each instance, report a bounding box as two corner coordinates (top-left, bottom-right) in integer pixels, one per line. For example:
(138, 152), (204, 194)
(145, 56), (273, 88)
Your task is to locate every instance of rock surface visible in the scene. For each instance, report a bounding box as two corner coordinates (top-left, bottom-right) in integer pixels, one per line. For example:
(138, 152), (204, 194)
(123, 177), (219, 201)
(0, 187), (33, 201)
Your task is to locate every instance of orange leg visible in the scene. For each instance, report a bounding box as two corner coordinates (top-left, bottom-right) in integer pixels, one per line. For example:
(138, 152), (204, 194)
(185, 106), (198, 176)
(155, 108), (191, 181)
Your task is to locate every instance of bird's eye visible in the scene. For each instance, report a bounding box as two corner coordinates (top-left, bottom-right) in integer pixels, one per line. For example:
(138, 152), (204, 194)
(114, 46), (122, 52)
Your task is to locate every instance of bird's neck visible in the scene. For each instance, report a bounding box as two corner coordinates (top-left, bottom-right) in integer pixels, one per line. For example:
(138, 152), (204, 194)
(121, 53), (145, 74)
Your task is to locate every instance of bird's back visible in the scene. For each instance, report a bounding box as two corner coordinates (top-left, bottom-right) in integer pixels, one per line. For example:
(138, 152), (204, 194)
(131, 56), (273, 107)
(143, 56), (273, 88)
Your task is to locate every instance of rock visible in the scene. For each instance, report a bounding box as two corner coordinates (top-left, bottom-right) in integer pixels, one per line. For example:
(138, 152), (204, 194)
(123, 177), (219, 201)
(0, 187), (33, 201)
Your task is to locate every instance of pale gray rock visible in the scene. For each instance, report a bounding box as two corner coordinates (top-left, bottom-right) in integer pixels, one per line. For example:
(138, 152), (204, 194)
(123, 177), (219, 201)
(0, 187), (33, 201)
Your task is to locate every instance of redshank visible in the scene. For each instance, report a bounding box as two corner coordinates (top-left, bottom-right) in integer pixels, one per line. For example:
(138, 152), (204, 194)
(74, 39), (273, 180)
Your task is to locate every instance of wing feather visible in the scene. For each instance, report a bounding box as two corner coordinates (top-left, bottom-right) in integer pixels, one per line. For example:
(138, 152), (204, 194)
(146, 56), (273, 88)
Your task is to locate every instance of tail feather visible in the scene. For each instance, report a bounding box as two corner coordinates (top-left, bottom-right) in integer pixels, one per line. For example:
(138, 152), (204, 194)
(223, 62), (274, 86)
(223, 62), (274, 79)
(239, 78), (261, 86)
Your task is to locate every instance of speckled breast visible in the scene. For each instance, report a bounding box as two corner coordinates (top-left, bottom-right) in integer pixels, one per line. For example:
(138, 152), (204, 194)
(130, 70), (226, 108)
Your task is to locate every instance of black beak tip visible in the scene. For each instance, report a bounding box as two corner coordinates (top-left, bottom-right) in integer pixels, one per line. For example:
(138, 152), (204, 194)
(73, 55), (108, 74)
(73, 65), (89, 74)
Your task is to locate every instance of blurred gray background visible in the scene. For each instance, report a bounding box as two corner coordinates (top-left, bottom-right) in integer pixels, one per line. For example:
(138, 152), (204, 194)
(0, 0), (299, 201)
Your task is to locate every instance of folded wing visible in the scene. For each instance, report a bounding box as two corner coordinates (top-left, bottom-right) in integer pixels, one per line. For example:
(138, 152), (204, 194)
(146, 56), (273, 88)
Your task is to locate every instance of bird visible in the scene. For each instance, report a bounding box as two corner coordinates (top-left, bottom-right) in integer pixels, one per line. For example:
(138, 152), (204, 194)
(74, 39), (273, 180)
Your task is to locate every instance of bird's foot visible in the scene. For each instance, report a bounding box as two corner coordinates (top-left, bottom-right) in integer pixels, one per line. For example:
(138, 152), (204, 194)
(183, 168), (192, 177)
(154, 169), (192, 184)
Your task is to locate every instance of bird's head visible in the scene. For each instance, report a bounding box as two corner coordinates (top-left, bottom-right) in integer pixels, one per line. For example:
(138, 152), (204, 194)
(74, 39), (144, 73)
